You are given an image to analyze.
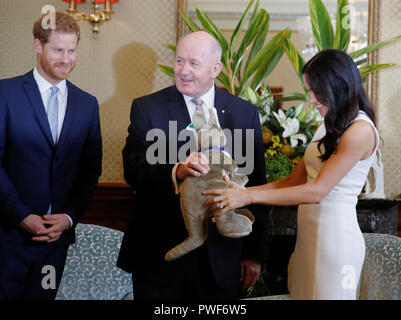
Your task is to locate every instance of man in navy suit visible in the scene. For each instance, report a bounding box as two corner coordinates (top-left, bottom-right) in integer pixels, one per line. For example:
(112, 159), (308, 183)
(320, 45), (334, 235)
(0, 12), (102, 300)
(117, 31), (270, 300)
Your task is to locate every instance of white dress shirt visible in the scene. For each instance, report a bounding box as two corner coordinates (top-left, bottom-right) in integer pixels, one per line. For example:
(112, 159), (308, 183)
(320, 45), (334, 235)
(33, 68), (72, 227)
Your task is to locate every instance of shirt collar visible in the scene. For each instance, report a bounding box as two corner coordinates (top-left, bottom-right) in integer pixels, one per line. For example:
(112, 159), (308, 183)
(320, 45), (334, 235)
(33, 67), (67, 97)
(182, 84), (215, 109)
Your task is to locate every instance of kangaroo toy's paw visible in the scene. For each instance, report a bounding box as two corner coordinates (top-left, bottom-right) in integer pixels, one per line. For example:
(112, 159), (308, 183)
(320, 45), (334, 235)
(214, 209), (254, 238)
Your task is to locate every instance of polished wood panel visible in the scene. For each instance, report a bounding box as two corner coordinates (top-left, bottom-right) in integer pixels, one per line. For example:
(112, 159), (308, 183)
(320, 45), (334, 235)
(82, 184), (401, 238)
(81, 183), (134, 231)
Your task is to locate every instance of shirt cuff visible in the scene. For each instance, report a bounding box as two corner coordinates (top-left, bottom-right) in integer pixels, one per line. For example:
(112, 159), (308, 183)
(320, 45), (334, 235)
(63, 213), (73, 229)
(171, 162), (183, 194)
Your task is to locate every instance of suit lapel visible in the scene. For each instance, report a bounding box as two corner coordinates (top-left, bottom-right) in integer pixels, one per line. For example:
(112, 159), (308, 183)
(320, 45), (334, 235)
(57, 81), (77, 147)
(22, 71), (55, 148)
(164, 86), (199, 156)
(165, 86), (192, 132)
(214, 86), (233, 130)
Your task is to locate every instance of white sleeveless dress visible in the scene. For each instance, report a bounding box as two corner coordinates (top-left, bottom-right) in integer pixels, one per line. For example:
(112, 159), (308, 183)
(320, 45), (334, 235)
(289, 111), (379, 300)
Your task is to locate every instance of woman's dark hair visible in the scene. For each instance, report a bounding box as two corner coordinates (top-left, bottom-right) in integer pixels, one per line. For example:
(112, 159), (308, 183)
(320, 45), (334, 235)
(302, 49), (375, 161)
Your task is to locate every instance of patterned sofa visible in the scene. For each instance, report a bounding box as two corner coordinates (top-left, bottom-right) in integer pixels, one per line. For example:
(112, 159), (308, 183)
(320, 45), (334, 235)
(57, 225), (400, 300)
(248, 233), (401, 300)
(56, 223), (133, 300)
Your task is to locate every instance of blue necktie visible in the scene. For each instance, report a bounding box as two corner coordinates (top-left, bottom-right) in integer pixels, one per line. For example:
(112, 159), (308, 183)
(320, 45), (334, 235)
(47, 86), (59, 144)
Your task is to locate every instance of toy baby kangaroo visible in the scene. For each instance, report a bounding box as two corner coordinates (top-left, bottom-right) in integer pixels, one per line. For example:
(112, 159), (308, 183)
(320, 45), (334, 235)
(164, 107), (254, 261)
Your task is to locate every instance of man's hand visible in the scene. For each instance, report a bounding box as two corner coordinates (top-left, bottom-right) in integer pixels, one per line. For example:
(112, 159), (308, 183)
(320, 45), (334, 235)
(176, 152), (210, 180)
(240, 259), (261, 291)
(31, 214), (71, 243)
(19, 214), (49, 238)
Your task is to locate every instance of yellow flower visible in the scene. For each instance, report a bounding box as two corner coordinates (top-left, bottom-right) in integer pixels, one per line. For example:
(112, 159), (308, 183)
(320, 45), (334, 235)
(271, 135), (282, 149)
(291, 156), (301, 166)
(266, 149), (277, 156)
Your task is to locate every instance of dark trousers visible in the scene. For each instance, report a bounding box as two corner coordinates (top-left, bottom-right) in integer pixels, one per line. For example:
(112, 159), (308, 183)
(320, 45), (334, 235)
(0, 241), (69, 300)
(132, 246), (241, 300)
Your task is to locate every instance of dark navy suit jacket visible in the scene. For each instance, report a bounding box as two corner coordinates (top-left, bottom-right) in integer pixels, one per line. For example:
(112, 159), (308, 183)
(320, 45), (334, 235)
(0, 70), (102, 245)
(117, 85), (270, 289)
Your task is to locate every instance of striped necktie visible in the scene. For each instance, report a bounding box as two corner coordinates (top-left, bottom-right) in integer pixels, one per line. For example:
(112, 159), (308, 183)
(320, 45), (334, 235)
(192, 97), (206, 129)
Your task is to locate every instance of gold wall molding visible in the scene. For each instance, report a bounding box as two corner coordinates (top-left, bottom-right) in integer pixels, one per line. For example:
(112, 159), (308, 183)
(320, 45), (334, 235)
(176, 0), (188, 43)
(367, 0), (380, 114)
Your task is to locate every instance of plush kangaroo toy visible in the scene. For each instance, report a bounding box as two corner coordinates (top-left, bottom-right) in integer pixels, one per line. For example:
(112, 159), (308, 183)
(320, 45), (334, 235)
(164, 107), (255, 261)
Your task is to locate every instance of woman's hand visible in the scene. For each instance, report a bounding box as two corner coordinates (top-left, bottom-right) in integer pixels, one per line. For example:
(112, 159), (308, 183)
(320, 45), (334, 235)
(203, 176), (251, 216)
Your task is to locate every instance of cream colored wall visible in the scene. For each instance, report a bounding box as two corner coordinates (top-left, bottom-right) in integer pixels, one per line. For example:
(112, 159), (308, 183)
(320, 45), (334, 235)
(376, 0), (401, 198)
(0, 0), (175, 183)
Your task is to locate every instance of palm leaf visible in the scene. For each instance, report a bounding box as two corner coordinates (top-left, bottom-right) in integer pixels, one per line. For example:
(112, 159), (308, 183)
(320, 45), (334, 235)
(309, 0), (334, 50)
(359, 63), (396, 76)
(179, 10), (201, 33)
(233, 10), (268, 79)
(250, 47), (284, 92)
(167, 45), (176, 53)
(243, 11), (270, 73)
(349, 35), (401, 59)
(241, 28), (291, 94)
(195, 9), (229, 59)
(283, 38), (306, 89)
(248, 0), (260, 26)
(194, 8), (230, 71)
(355, 58), (367, 66)
(333, 0), (351, 51)
(272, 93), (308, 109)
(158, 65), (175, 78)
(359, 63), (396, 82)
(216, 72), (231, 91)
(229, 0), (256, 61)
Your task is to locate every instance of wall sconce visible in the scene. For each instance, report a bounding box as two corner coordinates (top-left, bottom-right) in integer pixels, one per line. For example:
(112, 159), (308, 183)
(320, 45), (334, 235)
(63, 0), (118, 37)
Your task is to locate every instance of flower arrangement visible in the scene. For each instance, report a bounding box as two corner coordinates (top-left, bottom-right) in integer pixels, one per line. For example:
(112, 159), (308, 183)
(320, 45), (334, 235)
(241, 86), (323, 182)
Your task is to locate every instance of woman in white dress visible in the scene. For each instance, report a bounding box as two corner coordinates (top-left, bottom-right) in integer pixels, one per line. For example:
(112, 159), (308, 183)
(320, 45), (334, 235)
(204, 49), (379, 300)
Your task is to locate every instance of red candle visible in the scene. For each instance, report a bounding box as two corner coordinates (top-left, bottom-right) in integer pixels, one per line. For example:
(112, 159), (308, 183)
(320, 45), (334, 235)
(62, 0), (86, 4)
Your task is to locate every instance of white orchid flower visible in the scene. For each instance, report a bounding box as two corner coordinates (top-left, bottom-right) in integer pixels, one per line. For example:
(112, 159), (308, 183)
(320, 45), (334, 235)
(289, 133), (307, 147)
(260, 114), (268, 124)
(273, 109), (286, 125)
(282, 117), (307, 147)
(245, 87), (258, 105)
(282, 117), (299, 138)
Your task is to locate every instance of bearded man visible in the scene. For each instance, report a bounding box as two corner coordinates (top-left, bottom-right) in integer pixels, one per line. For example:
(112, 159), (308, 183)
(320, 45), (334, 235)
(0, 12), (102, 300)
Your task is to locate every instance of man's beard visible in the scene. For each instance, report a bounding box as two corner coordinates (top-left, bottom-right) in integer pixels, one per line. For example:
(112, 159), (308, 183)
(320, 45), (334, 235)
(40, 55), (75, 82)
